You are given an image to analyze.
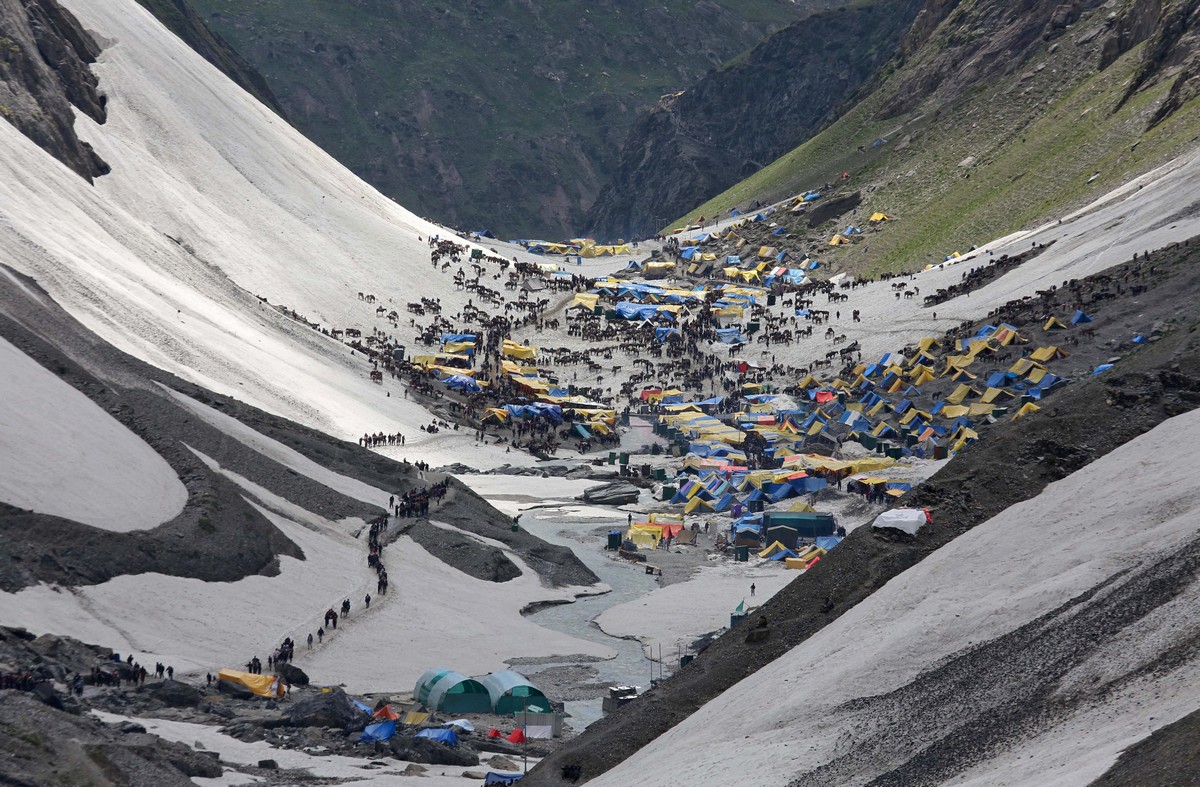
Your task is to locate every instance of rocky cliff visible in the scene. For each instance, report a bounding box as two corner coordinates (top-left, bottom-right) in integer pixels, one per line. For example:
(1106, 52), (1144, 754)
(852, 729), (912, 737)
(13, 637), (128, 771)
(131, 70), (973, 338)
(0, 0), (108, 181)
(583, 0), (922, 241)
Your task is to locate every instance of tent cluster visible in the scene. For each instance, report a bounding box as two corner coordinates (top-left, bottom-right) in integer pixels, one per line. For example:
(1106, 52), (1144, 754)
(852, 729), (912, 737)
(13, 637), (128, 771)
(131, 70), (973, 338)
(518, 237), (632, 257)
(412, 668), (551, 716)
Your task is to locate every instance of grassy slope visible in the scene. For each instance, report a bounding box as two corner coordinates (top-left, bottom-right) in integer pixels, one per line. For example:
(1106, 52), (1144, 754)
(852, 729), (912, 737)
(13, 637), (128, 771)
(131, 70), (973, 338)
(672, 16), (1200, 275)
(187, 0), (833, 237)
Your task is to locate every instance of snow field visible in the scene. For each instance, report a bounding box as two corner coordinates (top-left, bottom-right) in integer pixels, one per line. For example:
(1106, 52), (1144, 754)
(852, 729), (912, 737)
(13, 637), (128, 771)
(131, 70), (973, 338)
(0, 337), (186, 531)
(595, 562), (796, 658)
(590, 408), (1200, 786)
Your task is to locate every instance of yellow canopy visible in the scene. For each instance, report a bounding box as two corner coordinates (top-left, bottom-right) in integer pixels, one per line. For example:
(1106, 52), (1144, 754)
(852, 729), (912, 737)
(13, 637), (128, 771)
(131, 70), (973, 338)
(869, 212), (892, 222)
(218, 669), (283, 698)
(1029, 346), (1069, 363)
(570, 292), (599, 310)
(502, 340), (538, 360)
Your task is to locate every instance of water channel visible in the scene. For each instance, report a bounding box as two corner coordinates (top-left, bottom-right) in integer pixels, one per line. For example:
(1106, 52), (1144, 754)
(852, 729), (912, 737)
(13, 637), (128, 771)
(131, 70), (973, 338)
(518, 503), (671, 729)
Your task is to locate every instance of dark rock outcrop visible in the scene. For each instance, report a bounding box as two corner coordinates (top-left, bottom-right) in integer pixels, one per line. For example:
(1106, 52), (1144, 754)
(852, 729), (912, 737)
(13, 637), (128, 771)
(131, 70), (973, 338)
(584, 0), (922, 241)
(387, 736), (480, 767)
(148, 679), (204, 708)
(579, 482), (640, 506)
(275, 662), (309, 687)
(282, 687), (360, 729)
(0, 0), (109, 180)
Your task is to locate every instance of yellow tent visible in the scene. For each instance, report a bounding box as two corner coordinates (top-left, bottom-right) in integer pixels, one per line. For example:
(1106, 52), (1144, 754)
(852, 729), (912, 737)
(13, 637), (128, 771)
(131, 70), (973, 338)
(570, 292), (599, 310)
(979, 387), (1012, 404)
(1011, 402), (1041, 421)
(649, 513), (683, 524)
(402, 710), (431, 726)
(442, 341), (475, 354)
(628, 525), (662, 548)
(1009, 358), (1047, 377)
(869, 212), (892, 222)
(218, 669), (283, 698)
(1043, 316), (1068, 331)
(787, 499), (816, 513)
(946, 384), (975, 405)
(502, 340), (537, 360)
(829, 235), (848, 246)
(759, 541), (792, 559)
(1029, 346), (1070, 363)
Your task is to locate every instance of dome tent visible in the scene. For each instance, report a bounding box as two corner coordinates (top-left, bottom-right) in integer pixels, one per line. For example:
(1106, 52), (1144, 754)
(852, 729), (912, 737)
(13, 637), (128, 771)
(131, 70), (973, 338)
(413, 668), (491, 714)
(481, 670), (552, 715)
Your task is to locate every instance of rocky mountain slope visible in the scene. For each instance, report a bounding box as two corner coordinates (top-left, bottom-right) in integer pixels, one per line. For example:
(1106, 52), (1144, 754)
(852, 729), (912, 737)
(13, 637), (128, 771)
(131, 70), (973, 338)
(183, 0), (832, 238)
(674, 0), (1200, 275)
(584, 0), (923, 242)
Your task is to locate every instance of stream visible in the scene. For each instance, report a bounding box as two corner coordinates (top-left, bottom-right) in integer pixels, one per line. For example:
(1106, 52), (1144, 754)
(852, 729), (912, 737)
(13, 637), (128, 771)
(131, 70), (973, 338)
(518, 504), (670, 729)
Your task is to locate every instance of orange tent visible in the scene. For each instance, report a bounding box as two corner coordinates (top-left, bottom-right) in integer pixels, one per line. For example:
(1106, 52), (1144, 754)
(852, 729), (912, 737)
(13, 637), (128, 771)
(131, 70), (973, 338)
(488, 728), (503, 739)
(507, 728), (526, 744)
(373, 705), (400, 720)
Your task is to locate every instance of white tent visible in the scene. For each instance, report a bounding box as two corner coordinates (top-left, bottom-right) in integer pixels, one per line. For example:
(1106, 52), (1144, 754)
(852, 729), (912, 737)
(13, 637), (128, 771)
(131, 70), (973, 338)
(872, 508), (928, 536)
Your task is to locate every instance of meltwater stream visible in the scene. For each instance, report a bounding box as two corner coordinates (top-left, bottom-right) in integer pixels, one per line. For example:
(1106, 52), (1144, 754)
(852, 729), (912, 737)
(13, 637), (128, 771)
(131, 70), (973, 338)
(519, 505), (671, 729)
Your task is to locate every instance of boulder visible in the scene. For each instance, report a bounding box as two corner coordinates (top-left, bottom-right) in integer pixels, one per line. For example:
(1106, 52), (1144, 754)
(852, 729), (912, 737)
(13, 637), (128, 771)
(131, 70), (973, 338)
(276, 663), (309, 686)
(283, 687), (361, 729)
(150, 679), (204, 708)
(388, 736), (480, 766)
(488, 755), (520, 770)
(579, 482), (640, 506)
(31, 682), (64, 711)
(257, 759), (278, 769)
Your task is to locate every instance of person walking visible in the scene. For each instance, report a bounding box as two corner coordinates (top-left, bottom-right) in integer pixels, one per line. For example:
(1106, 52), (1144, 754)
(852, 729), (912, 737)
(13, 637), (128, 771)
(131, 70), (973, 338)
(750, 583), (756, 597)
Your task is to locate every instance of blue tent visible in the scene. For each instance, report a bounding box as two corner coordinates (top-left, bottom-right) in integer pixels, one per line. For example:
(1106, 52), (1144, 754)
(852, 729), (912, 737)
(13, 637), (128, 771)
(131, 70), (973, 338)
(771, 227), (787, 235)
(844, 225), (862, 236)
(360, 720), (397, 743)
(1071, 310), (1094, 324)
(726, 255), (741, 264)
(573, 424), (592, 439)
(444, 374), (481, 393)
(767, 548), (797, 561)
(656, 327), (678, 343)
(441, 333), (477, 343)
(681, 247), (699, 260)
(415, 728), (459, 746)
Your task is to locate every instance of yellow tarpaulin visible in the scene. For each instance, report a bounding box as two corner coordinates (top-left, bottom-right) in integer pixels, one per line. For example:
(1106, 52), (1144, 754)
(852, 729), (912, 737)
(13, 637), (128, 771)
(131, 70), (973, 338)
(1012, 402), (1041, 421)
(1030, 346), (1069, 363)
(402, 711), (431, 726)
(570, 292), (599, 310)
(218, 669), (283, 698)
(502, 340), (537, 360)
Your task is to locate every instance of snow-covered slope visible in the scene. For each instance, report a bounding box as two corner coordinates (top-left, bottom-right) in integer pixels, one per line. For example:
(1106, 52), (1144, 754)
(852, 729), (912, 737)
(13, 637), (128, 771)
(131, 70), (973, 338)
(0, 337), (185, 530)
(590, 408), (1200, 787)
(0, 0), (550, 467)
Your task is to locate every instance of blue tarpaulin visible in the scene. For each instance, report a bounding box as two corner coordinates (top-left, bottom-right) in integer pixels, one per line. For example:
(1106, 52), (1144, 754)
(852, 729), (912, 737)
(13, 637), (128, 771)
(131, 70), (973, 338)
(415, 728), (459, 746)
(815, 536), (842, 551)
(1092, 363), (1114, 375)
(360, 720), (397, 743)
(485, 773), (525, 786)
(1071, 310), (1094, 324)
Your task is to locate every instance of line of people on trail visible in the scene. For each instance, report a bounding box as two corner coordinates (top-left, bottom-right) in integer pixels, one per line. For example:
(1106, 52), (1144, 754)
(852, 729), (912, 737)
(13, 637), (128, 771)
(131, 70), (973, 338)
(360, 431), (404, 447)
(391, 480), (448, 518)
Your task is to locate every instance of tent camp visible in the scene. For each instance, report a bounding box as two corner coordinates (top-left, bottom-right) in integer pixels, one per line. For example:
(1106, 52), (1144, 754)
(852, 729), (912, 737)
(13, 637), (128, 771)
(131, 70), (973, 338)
(413, 668), (492, 714)
(217, 669), (283, 698)
(415, 728), (459, 746)
(482, 671), (552, 714)
(872, 508), (929, 536)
